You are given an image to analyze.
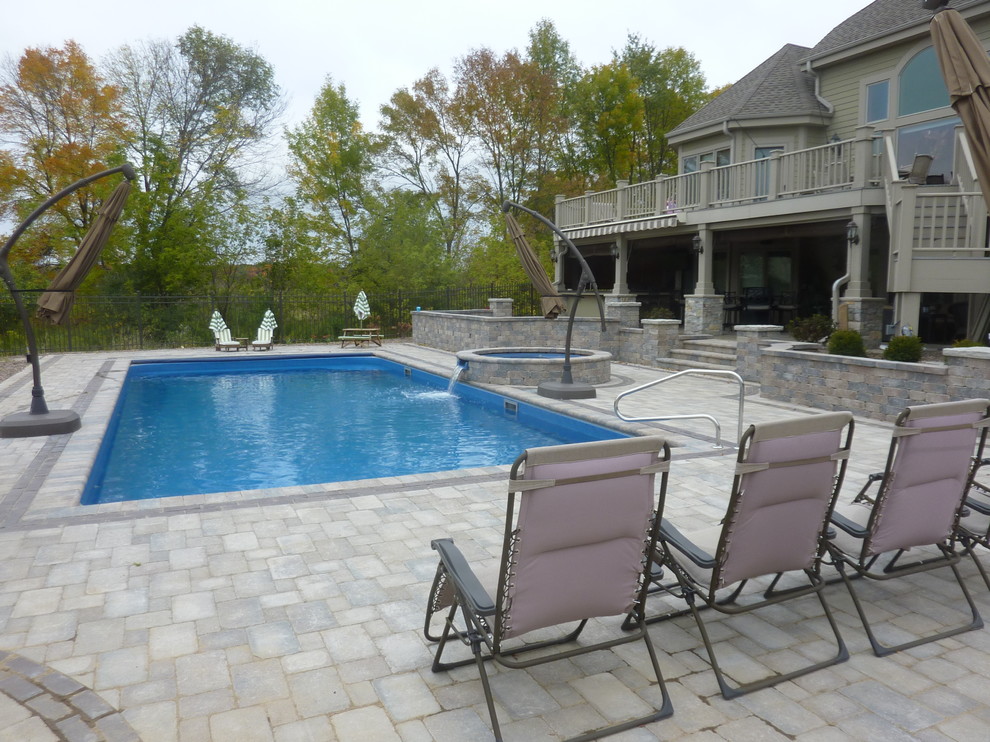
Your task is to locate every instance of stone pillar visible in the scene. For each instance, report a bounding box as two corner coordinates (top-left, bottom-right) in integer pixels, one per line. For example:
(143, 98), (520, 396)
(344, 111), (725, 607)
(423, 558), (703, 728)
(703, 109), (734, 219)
(488, 298), (513, 317)
(604, 300), (641, 329)
(842, 297), (886, 349)
(641, 319), (681, 362)
(684, 295), (724, 336)
(735, 325), (784, 382)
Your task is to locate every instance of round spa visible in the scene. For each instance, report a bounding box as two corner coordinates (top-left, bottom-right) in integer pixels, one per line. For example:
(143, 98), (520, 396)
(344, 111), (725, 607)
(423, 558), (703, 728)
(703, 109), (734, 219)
(455, 347), (612, 386)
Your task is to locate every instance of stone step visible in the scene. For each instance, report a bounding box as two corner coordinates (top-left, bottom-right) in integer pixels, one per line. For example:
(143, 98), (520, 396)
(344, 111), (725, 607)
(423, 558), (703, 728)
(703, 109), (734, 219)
(679, 338), (738, 353)
(669, 348), (737, 365)
(656, 357), (737, 372)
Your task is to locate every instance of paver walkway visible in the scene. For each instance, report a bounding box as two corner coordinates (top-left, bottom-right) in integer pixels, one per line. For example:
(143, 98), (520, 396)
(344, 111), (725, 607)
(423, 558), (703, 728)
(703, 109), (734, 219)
(1, 342), (989, 741)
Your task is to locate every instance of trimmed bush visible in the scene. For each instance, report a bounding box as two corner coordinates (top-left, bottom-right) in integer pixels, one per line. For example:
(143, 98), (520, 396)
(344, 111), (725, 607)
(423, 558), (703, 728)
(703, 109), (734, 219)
(883, 335), (924, 362)
(952, 338), (981, 348)
(827, 329), (867, 357)
(786, 314), (836, 343)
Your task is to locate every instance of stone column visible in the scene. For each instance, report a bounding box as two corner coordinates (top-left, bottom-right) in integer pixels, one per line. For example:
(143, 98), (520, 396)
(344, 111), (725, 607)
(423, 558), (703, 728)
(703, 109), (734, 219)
(842, 297), (886, 349)
(735, 325), (784, 382)
(641, 319), (681, 363)
(604, 300), (641, 329)
(488, 298), (513, 317)
(684, 295), (724, 336)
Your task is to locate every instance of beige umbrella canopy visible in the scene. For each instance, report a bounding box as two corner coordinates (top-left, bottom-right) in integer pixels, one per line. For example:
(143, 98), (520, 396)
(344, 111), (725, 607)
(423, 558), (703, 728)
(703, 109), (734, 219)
(503, 212), (568, 319)
(36, 179), (132, 325)
(931, 6), (990, 212)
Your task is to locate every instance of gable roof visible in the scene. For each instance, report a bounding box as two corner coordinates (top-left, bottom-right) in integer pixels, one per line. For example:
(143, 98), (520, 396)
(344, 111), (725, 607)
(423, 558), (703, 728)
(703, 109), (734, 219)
(809, 0), (984, 61)
(669, 0), (988, 141)
(670, 44), (827, 138)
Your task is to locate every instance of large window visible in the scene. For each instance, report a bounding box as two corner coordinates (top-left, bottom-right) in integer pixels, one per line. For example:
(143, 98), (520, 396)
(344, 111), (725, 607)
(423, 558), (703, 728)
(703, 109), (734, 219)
(897, 117), (960, 182)
(866, 80), (889, 122)
(898, 47), (950, 116)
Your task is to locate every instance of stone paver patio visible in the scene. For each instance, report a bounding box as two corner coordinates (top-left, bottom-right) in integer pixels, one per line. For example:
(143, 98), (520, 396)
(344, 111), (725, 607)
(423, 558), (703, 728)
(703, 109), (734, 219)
(1, 342), (989, 741)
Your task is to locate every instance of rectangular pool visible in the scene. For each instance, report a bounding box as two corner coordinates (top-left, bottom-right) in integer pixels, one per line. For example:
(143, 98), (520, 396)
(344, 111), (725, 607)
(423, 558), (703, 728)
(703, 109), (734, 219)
(82, 354), (625, 503)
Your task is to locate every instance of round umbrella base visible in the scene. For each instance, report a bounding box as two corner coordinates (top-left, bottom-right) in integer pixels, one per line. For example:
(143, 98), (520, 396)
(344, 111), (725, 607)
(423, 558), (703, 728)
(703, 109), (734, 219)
(0, 409), (81, 438)
(537, 380), (597, 400)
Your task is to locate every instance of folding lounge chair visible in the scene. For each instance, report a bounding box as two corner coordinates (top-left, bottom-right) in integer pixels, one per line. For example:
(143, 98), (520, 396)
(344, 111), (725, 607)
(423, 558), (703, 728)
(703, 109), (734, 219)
(828, 398), (990, 657)
(646, 411), (854, 699)
(424, 436), (673, 741)
(209, 310), (242, 351)
(250, 309), (277, 351)
(957, 462), (990, 591)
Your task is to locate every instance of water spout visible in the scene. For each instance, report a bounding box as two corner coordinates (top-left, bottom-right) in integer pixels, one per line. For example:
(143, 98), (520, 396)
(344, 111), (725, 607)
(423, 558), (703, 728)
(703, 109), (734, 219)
(446, 365), (464, 394)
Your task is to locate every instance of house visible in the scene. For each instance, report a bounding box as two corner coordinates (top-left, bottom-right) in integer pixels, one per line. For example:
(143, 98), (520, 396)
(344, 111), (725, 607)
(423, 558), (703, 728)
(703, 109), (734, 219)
(553, 0), (990, 347)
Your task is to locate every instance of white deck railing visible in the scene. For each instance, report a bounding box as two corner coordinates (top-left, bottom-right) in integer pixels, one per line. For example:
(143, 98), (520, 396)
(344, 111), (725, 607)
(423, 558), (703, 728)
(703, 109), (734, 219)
(555, 135), (881, 229)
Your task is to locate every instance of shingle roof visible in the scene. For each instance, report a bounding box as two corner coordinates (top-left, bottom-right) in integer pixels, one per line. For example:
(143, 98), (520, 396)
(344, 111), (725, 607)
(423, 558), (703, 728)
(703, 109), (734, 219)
(671, 0), (986, 138)
(670, 44), (826, 136)
(809, 0), (983, 60)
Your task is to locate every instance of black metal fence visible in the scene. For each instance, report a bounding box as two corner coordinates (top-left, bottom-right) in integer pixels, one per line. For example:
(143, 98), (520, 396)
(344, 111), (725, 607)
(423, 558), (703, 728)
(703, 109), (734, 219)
(0, 283), (540, 356)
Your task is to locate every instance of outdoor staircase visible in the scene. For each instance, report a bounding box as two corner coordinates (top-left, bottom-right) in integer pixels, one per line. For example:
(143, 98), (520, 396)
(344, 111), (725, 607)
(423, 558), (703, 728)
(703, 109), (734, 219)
(657, 336), (738, 372)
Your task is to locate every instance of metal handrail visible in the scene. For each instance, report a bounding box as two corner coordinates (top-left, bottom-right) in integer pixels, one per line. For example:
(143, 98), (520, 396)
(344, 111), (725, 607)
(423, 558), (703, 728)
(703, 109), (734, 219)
(612, 369), (746, 448)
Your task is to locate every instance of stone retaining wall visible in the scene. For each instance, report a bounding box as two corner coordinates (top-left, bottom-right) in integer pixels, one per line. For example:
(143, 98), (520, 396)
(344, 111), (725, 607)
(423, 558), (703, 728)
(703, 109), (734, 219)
(759, 346), (990, 421)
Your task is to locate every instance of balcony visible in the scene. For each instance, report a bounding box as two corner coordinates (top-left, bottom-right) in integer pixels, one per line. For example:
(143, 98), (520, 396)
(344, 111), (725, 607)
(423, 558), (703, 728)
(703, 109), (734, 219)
(555, 133), (883, 231)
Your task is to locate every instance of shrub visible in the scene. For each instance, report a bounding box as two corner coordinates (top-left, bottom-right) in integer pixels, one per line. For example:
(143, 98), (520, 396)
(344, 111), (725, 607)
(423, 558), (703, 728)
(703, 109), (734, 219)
(952, 338), (981, 348)
(786, 314), (836, 343)
(882, 335), (924, 362)
(827, 329), (867, 357)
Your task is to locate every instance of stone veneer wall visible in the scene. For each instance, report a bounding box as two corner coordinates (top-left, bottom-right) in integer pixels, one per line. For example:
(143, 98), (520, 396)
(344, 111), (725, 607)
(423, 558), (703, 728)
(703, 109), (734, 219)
(758, 347), (990, 421)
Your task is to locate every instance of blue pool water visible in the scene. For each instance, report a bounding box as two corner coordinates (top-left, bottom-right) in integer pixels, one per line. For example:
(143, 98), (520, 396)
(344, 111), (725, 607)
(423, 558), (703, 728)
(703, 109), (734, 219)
(82, 355), (624, 504)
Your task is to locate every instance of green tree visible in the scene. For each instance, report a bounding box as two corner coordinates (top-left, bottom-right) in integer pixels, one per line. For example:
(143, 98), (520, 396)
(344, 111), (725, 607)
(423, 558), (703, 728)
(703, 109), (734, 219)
(572, 62), (645, 186)
(106, 26), (284, 295)
(286, 78), (374, 265)
(618, 36), (709, 180)
(351, 190), (456, 292)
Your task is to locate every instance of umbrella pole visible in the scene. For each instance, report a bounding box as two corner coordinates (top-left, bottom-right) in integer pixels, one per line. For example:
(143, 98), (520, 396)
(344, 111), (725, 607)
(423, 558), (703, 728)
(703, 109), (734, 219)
(0, 163), (136, 438)
(501, 201), (605, 399)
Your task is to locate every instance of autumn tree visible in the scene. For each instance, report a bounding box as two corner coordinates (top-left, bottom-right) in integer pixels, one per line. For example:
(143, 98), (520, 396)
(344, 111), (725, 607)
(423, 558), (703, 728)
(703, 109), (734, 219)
(454, 47), (562, 211)
(378, 68), (475, 259)
(106, 26), (285, 295)
(286, 78), (374, 265)
(0, 41), (129, 276)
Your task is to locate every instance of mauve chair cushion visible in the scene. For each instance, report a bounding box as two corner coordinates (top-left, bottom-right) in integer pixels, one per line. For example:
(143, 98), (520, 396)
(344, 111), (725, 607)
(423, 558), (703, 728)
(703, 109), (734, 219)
(502, 449), (657, 638)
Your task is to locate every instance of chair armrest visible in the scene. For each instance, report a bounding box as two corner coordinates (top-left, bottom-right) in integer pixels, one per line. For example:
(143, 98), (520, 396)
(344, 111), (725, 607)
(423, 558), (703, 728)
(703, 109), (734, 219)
(658, 518), (716, 569)
(830, 511), (868, 538)
(852, 472), (883, 504)
(431, 538), (495, 616)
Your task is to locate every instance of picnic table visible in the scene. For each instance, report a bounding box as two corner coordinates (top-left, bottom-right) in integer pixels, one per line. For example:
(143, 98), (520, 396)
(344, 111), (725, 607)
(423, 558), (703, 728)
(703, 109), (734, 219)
(338, 328), (383, 347)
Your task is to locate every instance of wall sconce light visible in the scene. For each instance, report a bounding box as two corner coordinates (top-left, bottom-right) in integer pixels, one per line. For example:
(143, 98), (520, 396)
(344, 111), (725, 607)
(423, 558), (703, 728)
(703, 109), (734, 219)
(846, 220), (860, 245)
(550, 248), (558, 263)
(609, 243), (620, 259)
(691, 234), (704, 254)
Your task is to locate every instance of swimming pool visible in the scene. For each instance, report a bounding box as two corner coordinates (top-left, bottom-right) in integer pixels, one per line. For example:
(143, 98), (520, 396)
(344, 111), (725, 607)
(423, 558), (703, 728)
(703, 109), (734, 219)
(82, 354), (625, 503)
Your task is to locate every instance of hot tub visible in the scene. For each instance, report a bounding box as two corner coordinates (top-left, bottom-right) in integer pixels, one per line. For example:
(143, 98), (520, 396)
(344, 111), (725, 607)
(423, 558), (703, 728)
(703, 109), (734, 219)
(455, 347), (612, 386)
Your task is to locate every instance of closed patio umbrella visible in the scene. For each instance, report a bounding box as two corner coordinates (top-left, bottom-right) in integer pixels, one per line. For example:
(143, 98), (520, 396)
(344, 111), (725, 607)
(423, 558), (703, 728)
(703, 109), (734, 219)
(504, 212), (568, 319)
(36, 179), (132, 324)
(353, 290), (371, 328)
(931, 5), (990, 212)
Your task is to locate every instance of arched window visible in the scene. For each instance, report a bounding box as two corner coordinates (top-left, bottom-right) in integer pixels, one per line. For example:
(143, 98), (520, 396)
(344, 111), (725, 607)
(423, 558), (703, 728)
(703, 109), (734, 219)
(898, 47), (950, 116)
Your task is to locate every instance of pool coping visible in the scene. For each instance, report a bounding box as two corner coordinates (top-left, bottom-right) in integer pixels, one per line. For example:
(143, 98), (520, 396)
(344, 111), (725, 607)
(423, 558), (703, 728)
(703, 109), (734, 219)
(0, 346), (664, 533)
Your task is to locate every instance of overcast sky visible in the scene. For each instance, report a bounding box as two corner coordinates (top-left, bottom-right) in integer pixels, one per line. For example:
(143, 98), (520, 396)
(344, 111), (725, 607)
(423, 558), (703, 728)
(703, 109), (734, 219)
(2, 0), (879, 132)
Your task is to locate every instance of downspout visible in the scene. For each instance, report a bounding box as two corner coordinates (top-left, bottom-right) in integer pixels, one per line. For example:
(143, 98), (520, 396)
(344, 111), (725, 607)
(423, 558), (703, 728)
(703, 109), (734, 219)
(804, 61), (835, 116)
